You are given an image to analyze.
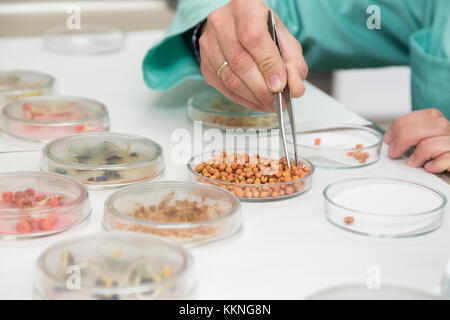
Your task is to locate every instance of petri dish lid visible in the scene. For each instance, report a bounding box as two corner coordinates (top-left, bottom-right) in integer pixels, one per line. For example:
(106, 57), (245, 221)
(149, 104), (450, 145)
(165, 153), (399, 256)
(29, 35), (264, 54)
(43, 132), (163, 171)
(307, 284), (439, 300)
(287, 122), (383, 169)
(43, 25), (125, 54)
(103, 181), (242, 247)
(35, 232), (194, 299)
(0, 171), (91, 239)
(0, 70), (54, 94)
(323, 178), (447, 238)
(188, 91), (278, 129)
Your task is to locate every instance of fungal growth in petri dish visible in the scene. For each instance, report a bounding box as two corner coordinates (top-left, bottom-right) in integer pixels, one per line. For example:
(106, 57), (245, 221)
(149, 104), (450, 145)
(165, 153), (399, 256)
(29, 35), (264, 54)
(2, 97), (109, 141)
(115, 191), (227, 238)
(56, 249), (174, 300)
(44, 134), (164, 188)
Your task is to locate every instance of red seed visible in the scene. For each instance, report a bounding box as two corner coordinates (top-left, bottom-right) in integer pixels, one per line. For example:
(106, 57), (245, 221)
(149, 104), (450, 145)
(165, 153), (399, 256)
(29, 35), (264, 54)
(17, 220), (31, 234)
(14, 191), (25, 200)
(2, 192), (13, 202)
(34, 194), (47, 202)
(75, 124), (85, 132)
(25, 188), (35, 197)
(47, 196), (61, 208)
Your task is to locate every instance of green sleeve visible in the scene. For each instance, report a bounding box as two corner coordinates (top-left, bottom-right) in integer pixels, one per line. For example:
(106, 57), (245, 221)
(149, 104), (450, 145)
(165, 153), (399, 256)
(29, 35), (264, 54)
(409, 1), (450, 118)
(142, 0), (229, 91)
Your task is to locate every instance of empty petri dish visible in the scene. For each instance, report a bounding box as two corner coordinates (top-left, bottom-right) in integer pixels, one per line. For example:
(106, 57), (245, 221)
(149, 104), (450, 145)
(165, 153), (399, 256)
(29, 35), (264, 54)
(43, 25), (125, 54)
(0, 70), (54, 106)
(103, 181), (242, 247)
(0, 172), (91, 239)
(287, 123), (383, 169)
(1, 96), (110, 142)
(307, 284), (438, 300)
(188, 149), (314, 201)
(41, 132), (165, 188)
(188, 91), (278, 130)
(323, 178), (447, 238)
(34, 232), (194, 300)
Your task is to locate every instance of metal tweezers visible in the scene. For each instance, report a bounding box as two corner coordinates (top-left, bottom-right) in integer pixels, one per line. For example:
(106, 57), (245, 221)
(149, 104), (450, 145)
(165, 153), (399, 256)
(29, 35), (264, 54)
(267, 9), (299, 169)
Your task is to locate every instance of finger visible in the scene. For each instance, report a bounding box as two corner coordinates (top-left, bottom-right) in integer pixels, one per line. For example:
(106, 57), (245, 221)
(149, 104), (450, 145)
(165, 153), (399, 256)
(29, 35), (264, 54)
(385, 108), (444, 144)
(408, 136), (450, 168)
(234, 4), (287, 93)
(214, 16), (275, 111)
(276, 21), (307, 98)
(388, 117), (450, 158)
(203, 29), (263, 108)
(424, 152), (450, 174)
(200, 48), (266, 112)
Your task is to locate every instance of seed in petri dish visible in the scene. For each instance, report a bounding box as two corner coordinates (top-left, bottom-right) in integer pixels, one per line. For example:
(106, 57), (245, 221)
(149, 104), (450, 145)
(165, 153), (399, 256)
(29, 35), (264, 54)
(314, 138), (321, 146)
(344, 216), (355, 225)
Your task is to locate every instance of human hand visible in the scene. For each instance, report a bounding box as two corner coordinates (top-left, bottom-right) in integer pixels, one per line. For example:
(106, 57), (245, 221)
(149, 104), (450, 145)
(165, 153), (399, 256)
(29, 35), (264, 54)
(384, 109), (450, 173)
(198, 0), (308, 112)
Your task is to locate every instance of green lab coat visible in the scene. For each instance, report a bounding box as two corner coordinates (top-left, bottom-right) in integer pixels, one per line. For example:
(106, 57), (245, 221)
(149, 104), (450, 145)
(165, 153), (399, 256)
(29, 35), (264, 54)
(142, 0), (450, 118)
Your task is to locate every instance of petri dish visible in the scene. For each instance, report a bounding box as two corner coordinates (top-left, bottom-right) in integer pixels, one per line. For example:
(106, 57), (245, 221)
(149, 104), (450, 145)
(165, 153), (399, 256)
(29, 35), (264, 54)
(103, 181), (242, 247)
(34, 232), (194, 300)
(307, 284), (439, 300)
(287, 122), (383, 169)
(188, 91), (278, 130)
(323, 178), (447, 238)
(43, 25), (125, 54)
(0, 172), (91, 239)
(187, 149), (314, 201)
(41, 132), (165, 188)
(0, 70), (54, 106)
(1, 96), (110, 142)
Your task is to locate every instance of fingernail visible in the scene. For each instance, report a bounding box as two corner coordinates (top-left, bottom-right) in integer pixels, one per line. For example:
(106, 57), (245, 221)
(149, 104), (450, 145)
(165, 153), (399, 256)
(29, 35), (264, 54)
(407, 154), (416, 167)
(388, 142), (396, 157)
(268, 75), (283, 91)
(384, 130), (392, 143)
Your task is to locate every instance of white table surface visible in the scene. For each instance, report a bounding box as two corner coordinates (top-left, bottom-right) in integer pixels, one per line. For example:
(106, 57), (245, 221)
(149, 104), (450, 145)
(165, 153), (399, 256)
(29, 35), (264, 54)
(0, 30), (449, 300)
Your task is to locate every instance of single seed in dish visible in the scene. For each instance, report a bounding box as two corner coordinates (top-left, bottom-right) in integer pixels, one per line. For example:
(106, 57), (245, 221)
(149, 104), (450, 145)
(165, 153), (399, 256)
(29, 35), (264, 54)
(314, 138), (321, 146)
(344, 216), (355, 225)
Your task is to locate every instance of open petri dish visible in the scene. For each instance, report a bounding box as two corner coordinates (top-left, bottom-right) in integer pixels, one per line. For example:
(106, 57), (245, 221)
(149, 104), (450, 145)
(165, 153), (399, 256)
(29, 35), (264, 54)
(323, 178), (447, 238)
(41, 132), (165, 188)
(307, 284), (438, 300)
(188, 149), (314, 201)
(103, 181), (242, 247)
(0, 70), (54, 106)
(43, 25), (125, 54)
(188, 91), (278, 130)
(0, 172), (91, 239)
(34, 232), (194, 300)
(1, 96), (110, 142)
(287, 123), (383, 169)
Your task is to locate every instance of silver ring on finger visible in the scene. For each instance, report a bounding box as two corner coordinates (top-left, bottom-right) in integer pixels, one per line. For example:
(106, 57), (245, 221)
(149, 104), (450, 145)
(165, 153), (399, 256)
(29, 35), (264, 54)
(217, 61), (229, 78)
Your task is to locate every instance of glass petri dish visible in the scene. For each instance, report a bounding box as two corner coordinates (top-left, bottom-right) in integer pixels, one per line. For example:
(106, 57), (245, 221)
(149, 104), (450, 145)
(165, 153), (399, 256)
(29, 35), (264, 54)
(323, 178), (447, 238)
(1, 96), (110, 142)
(43, 25), (125, 54)
(287, 122), (383, 169)
(34, 232), (194, 300)
(0, 172), (91, 239)
(188, 91), (278, 130)
(41, 132), (165, 188)
(0, 70), (54, 106)
(103, 181), (242, 247)
(187, 148), (314, 202)
(307, 284), (438, 300)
